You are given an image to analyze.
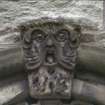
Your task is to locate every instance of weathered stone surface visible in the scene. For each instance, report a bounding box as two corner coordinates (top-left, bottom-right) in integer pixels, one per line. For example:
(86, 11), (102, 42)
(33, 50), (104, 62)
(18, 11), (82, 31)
(0, 74), (27, 105)
(1, 44), (105, 80)
(2, 77), (105, 105)
(0, 0), (104, 44)
(0, 0), (105, 104)
(72, 79), (105, 105)
(20, 18), (81, 99)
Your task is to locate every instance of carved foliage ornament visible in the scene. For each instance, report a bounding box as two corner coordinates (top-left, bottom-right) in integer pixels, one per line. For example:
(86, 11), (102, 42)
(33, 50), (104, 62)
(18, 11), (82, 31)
(19, 17), (81, 99)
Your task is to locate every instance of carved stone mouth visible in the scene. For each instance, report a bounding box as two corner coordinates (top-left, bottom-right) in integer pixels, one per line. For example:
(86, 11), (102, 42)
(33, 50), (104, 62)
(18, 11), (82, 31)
(44, 49), (57, 66)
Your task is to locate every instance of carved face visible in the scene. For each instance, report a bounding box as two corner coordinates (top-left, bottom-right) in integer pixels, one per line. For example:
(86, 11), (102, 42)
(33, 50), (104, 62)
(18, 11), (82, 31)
(22, 23), (80, 70)
(20, 19), (81, 98)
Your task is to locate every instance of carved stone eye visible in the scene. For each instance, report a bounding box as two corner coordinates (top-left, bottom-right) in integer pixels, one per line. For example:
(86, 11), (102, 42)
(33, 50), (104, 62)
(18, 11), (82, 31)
(55, 30), (69, 42)
(31, 30), (46, 42)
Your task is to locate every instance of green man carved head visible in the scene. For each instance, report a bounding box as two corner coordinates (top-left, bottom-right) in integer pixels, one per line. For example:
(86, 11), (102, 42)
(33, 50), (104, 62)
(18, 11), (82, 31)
(19, 17), (81, 99)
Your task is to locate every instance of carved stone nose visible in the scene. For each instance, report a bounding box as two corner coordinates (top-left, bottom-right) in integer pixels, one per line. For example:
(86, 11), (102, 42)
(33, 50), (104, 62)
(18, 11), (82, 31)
(45, 38), (56, 65)
(46, 38), (53, 47)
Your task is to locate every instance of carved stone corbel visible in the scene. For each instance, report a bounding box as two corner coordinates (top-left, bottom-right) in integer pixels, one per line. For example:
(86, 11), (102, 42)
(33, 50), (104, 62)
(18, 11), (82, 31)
(20, 17), (81, 104)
